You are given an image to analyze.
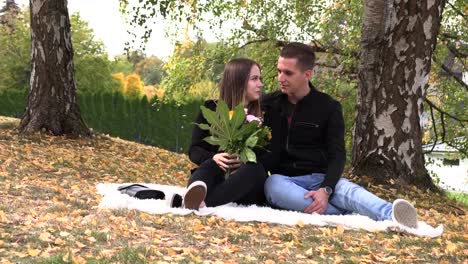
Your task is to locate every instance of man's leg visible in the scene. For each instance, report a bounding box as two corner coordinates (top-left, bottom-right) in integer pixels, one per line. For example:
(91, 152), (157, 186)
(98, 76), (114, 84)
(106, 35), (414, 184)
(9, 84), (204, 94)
(264, 174), (345, 214)
(329, 178), (392, 221)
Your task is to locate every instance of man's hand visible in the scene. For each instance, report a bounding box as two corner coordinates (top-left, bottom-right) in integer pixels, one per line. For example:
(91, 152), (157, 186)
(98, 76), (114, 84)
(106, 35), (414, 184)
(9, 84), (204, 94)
(303, 188), (329, 214)
(213, 153), (242, 171)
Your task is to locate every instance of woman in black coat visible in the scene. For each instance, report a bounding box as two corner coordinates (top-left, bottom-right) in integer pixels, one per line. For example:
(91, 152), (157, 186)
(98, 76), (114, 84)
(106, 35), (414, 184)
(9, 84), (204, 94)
(177, 58), (278, 210)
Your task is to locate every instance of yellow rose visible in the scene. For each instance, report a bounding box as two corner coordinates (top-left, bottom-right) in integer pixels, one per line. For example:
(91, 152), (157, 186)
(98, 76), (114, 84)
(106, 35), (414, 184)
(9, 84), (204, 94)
(229, 111), (234, 120)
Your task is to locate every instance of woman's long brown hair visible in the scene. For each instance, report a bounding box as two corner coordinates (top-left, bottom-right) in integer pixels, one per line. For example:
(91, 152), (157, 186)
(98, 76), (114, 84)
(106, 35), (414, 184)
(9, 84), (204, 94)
(219, 58), (262, 117)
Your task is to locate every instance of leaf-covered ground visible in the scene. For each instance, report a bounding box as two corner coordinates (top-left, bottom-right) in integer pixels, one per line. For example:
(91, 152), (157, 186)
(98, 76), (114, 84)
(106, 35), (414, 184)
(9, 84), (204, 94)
(0, 116), (466, 263)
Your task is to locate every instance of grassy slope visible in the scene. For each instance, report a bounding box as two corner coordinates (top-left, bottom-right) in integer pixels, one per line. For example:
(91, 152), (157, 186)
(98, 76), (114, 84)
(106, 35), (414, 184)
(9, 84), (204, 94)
(0, 116), (466, 263)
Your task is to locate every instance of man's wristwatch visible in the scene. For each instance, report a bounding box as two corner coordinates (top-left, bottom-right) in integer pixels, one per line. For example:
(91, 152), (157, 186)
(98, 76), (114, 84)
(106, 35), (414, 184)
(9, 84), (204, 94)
(323, 186), (333, 196)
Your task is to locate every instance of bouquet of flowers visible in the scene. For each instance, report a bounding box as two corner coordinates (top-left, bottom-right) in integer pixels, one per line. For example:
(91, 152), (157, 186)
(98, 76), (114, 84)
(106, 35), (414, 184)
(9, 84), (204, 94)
(197, 100), (271, 167)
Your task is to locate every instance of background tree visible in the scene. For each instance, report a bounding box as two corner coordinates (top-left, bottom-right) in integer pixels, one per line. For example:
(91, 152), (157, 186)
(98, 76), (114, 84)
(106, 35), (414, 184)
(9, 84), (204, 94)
(71, 13), (119, 94)
(123, 73), (144, 98)
(161, 39), (223, 101)
(0, 0), (19, 27)
(422, 0), (467, 156)
(127, 49), (146, 70)
(351, 0), (446, 188)
(112, 72), (126, 92)
(134, 55), (166, 85)
(20, 0), (89, 136)
(0, 8), (29, 91)
(0, 8), (120, 94)
(110, 55), (134, 75)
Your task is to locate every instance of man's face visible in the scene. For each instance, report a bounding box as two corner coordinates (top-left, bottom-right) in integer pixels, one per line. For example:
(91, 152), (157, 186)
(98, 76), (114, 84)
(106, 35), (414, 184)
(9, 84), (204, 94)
(277, 57), (311, 96)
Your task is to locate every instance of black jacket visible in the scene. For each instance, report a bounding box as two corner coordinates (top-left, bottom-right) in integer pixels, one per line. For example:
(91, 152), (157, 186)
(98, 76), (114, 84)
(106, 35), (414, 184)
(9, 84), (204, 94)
(261, 84), (346, 190)
(188, 100), (280, 172)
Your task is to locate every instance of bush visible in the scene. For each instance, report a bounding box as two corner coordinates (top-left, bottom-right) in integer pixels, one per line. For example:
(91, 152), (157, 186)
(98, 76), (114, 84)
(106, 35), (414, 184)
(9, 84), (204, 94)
(0, 89), (203, 153)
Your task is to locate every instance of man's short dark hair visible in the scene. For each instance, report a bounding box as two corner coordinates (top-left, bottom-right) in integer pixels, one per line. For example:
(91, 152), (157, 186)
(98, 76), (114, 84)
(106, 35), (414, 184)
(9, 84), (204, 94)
(280, 42), (316, 71)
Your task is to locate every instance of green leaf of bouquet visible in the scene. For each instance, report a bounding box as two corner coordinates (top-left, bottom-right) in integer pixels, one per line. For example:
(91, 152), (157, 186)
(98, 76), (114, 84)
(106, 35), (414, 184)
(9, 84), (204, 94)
(203, 136), (226, 146)
(239, 149), (247, 163)
(196, 123), (211, 131)
(245, 134), (258, 148)
(230, 104), (245, 130)
(207, 126), (230, 140)
(233, 121), (258, 139)
(245, 148), (257, 163)
(200, 105), (223, 130)
(217, 100), (231, 131)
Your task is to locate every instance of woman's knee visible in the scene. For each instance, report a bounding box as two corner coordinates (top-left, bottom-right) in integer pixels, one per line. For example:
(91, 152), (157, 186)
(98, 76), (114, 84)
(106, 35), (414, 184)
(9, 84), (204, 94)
(240, 163), (267, 181)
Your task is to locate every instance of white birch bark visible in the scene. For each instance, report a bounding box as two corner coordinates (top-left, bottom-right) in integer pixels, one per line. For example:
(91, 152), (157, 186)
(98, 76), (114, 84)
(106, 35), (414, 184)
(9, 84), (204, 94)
(352, 0), (445, 187)
(20, 0), (89, 136)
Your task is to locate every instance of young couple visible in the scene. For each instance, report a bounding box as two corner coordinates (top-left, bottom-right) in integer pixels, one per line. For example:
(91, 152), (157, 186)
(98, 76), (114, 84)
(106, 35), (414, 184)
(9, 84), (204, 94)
(174, 42), (419, 229)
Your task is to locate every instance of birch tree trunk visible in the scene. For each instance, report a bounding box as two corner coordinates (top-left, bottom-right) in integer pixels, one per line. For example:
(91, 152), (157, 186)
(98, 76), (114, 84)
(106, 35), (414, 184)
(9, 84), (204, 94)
(352, 0), (445, 188)
(19, 0), (89, 136)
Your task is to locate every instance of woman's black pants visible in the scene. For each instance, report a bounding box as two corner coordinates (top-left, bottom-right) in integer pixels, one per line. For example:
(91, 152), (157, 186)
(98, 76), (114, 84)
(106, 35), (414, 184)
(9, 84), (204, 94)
(187, 159), (267, 207)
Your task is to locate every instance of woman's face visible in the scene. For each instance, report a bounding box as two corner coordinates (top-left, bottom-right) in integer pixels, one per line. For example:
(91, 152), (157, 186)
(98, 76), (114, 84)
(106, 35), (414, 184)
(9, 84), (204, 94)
(245, 65), (263, 103)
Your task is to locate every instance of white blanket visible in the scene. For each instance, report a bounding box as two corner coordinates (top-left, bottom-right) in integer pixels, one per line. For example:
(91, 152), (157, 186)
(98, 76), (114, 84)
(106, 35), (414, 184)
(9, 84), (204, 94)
(96, 183), (443, 237)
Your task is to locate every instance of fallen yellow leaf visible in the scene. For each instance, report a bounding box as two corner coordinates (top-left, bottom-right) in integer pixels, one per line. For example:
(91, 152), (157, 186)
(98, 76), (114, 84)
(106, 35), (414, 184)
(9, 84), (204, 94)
(39, 232), (52, 242)
(167, 248), (176, 256)
(28, 249), (41, 257)
(296, 219), (304, 227)
(54, 237), (66, 245)
(446, 242), (457, 253)
(0, 210), (7, 222)
(336, 225), (345, 234)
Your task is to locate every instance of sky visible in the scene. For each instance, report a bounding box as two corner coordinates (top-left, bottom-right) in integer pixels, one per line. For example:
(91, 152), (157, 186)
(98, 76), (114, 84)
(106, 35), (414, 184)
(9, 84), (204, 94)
(14, 0), (196, 60)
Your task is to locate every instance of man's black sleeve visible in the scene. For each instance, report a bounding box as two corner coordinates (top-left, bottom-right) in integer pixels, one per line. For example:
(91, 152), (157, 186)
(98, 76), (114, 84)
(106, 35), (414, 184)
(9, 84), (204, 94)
(320, 101), (346, 190)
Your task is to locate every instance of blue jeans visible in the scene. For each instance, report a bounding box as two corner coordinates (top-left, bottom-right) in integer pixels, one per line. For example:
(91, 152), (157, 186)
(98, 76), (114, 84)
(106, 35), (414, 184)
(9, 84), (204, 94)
(264, 174), (393, 221)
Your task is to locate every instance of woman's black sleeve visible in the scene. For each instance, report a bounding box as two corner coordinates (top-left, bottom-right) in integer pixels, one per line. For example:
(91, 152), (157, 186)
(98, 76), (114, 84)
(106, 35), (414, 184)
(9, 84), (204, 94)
(188, 101), (218, 165)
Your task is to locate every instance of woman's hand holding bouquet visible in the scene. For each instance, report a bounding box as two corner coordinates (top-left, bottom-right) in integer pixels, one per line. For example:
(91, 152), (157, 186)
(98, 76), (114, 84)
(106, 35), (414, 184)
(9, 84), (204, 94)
(197, 100), (271, 178)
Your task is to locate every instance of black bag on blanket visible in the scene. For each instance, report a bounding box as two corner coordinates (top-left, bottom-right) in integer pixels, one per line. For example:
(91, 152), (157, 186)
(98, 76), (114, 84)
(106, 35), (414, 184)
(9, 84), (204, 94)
(117, 184), (165, 200)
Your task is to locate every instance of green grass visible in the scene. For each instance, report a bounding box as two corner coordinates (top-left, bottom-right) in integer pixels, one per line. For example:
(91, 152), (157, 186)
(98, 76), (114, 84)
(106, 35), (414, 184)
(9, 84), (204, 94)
(447, 192), (468, 205)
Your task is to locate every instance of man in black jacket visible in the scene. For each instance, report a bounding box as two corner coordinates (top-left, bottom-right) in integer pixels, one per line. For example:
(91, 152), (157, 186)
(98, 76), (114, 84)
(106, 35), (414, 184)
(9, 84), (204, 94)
(262, 42), (419, 228)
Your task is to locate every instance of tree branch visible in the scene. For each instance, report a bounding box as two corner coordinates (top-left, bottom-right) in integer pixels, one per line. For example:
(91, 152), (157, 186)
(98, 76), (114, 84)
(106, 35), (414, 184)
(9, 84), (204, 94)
(440, 111), (446, 143)
(447, 1), (467, 20)
(445, 140), (468, 157)
(239, 37), (359, 59)
(433, 56), (468, 90)
(448, 43), (468, 59)
(424, 98), (468, 157)
(239, 39), (286, 49)
(423, 102), (439, 154)
(424, 98), (468, 123)
(440, 63), (468, 90)
(440, 32), (460, 40)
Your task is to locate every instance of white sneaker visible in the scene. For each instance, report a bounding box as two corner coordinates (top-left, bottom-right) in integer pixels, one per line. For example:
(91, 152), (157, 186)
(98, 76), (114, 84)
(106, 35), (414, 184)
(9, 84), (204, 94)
(183, 181), (207, 210)
(392, 199), (418, 228)
(166, 193), (183, 208)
